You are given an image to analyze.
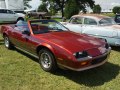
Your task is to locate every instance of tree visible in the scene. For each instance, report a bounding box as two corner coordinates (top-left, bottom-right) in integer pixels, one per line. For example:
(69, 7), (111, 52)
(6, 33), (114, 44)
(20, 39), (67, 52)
(23, 0), (32, 9)
(49, 5), (57, 15)
(93, 4), (101, 14)
(64, 0), (79, 19)
(113, 6), (120, 14)
(41, 0), (95, 18)
(38, 3), (48, 12)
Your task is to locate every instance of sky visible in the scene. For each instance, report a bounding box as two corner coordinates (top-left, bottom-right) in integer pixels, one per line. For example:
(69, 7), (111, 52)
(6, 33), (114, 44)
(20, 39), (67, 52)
(29, 0), (41, 10)
(94, 0), (120, 10)
(29, 0), (120, 10)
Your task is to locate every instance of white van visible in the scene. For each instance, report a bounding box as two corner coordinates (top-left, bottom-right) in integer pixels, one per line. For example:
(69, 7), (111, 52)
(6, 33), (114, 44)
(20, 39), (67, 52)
(0, 9), (25, 23)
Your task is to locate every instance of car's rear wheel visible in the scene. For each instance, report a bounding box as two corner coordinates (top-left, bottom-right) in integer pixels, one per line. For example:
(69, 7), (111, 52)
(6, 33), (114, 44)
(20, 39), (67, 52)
(17, 17), (24, 22)
(38, 49), (57, 72)
(4, 35), (13, 49)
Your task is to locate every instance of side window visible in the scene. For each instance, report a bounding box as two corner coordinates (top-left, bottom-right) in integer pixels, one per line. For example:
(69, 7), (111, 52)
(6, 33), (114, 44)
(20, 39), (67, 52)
(14, 21), (29, 32)
(0, 10), (3, 13)
(70, 17), (83, 24)
(7, 10), (14, 14)
(0, 9), (7, 13)
(69, 18), (75, 23)
(84, 18), (97, 25)
(15, 26), (29, 31)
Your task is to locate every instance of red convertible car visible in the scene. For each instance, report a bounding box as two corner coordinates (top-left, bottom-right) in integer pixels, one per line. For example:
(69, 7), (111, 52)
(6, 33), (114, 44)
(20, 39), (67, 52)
(0, 20), (111, 72)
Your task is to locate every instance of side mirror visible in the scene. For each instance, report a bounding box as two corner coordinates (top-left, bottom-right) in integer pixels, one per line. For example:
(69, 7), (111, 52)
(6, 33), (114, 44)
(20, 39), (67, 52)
(22, 30), (30, 36)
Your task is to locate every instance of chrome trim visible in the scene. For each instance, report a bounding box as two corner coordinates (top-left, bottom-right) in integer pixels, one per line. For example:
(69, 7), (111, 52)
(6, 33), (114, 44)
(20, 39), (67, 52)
(58, 47), (111, 71)
(15, 46), (39, 59)
(4, 36), (9, 48)
(86, 33), (120, 39)
(40, 52), (52, 69)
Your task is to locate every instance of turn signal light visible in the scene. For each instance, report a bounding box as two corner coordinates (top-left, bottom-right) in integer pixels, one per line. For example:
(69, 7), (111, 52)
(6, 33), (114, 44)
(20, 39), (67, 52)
(80, 61), (87, 65)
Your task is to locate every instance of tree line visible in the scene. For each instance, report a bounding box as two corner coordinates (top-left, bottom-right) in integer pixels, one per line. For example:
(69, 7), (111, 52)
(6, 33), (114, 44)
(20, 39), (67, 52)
(24, 0), (120, 19)
(38, 0), (95, 18)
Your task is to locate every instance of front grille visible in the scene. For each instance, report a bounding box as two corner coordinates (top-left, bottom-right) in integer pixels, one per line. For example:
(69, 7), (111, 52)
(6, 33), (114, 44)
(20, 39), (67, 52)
(91, 55), (107, 65)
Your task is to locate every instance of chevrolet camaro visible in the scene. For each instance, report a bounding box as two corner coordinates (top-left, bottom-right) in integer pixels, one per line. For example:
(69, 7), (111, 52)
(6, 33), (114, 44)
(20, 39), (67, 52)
(0, 20), (111, 72)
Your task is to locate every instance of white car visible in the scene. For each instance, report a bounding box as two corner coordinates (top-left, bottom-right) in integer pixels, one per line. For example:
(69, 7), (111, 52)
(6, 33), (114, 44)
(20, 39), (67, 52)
(0, 9), (25, 23)
(61, 14), (120, 46)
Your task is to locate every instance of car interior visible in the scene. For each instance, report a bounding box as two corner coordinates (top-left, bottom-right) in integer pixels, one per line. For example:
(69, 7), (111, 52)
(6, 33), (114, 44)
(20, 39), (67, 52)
(31, 24), (49, 34)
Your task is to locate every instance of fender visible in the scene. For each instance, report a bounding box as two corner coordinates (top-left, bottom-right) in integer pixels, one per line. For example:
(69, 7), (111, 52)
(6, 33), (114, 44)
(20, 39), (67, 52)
(36, 43), (55, 55)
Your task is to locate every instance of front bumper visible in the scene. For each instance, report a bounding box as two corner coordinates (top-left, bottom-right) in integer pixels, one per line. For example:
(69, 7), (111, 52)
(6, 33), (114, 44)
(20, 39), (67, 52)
(105, 37), (120, 46)
(58, 47), (111, 71)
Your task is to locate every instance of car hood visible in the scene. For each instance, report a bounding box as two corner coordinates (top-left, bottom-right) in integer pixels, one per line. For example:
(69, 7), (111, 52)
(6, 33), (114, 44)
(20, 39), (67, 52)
(35, 31), (105, 53)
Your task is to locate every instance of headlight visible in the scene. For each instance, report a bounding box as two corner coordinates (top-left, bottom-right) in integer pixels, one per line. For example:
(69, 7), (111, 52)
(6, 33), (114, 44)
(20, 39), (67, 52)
(73, 51), (89, 59)
(99, 43), (110, 54)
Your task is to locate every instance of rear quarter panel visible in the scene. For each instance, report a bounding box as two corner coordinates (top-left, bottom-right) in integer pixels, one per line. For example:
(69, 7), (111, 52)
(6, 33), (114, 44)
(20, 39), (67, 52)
(0, 25), (14, 38)
(82, 26), (114, 37)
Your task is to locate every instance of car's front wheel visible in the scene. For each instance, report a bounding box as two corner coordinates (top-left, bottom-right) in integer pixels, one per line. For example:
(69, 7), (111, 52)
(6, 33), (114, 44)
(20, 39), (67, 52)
(4, 35), (13, 49)
(38, 49), (57, 72)
(39, 15), (43, 19)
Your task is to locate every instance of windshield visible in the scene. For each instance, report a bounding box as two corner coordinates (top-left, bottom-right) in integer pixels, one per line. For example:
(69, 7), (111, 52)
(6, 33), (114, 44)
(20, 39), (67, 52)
(30, 20), (68, 34)
(99, 18), (116, 26)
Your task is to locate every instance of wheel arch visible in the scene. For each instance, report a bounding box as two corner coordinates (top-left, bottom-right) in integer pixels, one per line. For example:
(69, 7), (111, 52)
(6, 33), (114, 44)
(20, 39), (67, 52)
(39, 14), (43, 19)
(36, 44), (55, 57)
(17, 17), (24, 21)
(3, 32), (8, 37)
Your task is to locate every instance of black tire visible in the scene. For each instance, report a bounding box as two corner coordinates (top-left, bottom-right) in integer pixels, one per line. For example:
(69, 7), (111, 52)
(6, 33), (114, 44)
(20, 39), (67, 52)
(39, 15), (43, 19)
(4, 35), (14, 49)
(38, 49), (57, 72)
(17, 18), (24, 22)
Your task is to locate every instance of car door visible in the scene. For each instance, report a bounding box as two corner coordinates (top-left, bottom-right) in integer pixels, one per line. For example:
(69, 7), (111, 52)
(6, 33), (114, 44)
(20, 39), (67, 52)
(11, 27), (26, 49)
(81, 18), (100, 37)
(13, 25), (37, 55)
(6, 10), (17, 21)
(82, 18), (116, 40)
(65, 17), (83, 33)
(0, 9), (9, 22)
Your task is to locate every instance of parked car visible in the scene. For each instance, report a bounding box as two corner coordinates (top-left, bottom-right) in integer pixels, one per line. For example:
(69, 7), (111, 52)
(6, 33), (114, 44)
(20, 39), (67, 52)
(26, 11), (51, 19)
(0, 9), (25, 23)
(0, 20), (111, 72)
(61, 14), (120, 46)
(114, 14), (120, 24)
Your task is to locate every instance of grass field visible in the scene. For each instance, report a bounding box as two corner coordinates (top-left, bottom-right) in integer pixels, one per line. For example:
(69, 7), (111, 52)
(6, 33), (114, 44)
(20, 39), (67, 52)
(0, 34), (120, 90)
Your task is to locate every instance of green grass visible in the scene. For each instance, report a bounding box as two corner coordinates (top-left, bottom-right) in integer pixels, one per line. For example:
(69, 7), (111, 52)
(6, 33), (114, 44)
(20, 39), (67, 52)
(102, 13), (115, 17)
(53, 18), (62, 22)
(0, 35), (120, 90)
